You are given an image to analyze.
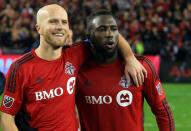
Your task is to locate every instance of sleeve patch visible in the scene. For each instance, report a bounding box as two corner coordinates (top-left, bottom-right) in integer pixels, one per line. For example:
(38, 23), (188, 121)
(3, 95), (15, 108)
(155, 82), (163, 96)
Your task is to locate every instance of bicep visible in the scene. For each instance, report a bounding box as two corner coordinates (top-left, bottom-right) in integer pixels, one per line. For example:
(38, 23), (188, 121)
(0, 62), (24, 115)
(142, 58), (165, 106)
(69, 43), (90, 66)
(142, 59), (175, 130)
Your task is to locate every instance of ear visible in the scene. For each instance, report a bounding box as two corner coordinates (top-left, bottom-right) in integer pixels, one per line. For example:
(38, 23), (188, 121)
(35, 24), (41, 35)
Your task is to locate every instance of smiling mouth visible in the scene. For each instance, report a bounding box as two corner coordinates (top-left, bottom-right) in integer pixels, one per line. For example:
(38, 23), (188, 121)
(53, 33), (65, 37)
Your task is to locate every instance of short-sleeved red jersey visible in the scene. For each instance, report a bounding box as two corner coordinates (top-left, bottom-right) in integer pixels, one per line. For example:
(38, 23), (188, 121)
(0, 43), (87, 131)
(76, 56), (175, 131)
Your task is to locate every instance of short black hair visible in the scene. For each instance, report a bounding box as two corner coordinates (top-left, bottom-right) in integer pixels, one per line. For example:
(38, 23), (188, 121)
(86, 9), (113, 35)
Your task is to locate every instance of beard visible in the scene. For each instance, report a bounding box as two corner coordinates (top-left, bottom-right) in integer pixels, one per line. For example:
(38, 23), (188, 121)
(44, 32), (67, 48)
(93, 44), (118, 60)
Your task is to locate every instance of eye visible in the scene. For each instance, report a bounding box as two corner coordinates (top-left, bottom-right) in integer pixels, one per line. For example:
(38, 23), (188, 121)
(62, 20), (68, 25)
(111, 26), (118, 31)
(97, 27), (106, 32)
(48, 19), (58, 24)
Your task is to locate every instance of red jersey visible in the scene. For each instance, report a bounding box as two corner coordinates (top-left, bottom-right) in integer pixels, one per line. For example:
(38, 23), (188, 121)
(0, 43), (87, 131)
(76, 56), (175, 131)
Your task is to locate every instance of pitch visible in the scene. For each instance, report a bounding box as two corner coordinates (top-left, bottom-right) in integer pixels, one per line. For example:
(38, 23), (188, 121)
(144, 83), (191, 131)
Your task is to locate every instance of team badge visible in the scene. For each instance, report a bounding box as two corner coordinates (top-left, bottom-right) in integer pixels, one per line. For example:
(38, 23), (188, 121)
(3, 95), (14, 108)
(119, 76), (131, 88)
(156, 82), (163, 95)
(65, 62), (75, 75)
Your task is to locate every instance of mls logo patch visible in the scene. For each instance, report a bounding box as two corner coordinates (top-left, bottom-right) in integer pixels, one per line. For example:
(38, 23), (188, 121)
(156, 82), (163, 95)
(3, 95), (14, 108)
(65, 62), (75, 75)
(119, 76), (131, 88)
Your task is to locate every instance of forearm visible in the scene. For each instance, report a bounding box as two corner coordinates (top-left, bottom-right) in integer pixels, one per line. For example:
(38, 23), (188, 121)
(0, 112), (18, 131)
(152, 99), (175, 131)
(117, 33), (147, 86)
(118, 33), (134, 60)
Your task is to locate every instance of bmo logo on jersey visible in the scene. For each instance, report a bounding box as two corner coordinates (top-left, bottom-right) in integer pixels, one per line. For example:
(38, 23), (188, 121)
(116, 90), (133, 107)
(84, 90), (133, 106)
(85, 95), (112, 104)
(35, 77), (76, 101)
(35, 87), (64, 101)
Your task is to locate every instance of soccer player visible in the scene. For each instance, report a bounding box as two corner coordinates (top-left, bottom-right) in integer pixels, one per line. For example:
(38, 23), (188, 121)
(76, 10), (175, 131)
(0, 4), (147, 131)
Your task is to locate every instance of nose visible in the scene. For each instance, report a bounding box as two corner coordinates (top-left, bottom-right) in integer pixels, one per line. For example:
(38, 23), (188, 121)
(106, 28), (113, 39)
(55, 22), (64, 30)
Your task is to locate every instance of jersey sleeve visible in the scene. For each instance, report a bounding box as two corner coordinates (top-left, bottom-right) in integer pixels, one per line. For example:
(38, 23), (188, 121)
(0, 62), (24, 115)
(142, 57), (175, 131)
(67, 42), (90, 67)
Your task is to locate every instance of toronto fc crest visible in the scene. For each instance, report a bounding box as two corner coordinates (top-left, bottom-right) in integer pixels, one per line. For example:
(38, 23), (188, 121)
(65, 62), (75, 75)
(119, 76), (131, 88)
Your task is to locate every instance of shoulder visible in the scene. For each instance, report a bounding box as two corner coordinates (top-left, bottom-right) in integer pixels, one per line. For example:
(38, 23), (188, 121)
(136, 56), (153, 66)
(136, 55), (158, 80)
(63, 41), (90, 56)
(63, 41), (86, 50)
(136, 55), (154, 68)
(9, 51), (35, 73)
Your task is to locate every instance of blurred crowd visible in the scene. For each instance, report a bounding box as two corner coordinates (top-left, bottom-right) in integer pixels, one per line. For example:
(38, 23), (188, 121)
(0, 0), (191, 61)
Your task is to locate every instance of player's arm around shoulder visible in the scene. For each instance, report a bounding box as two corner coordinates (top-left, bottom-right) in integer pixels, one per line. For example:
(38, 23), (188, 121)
(0, 112), (18, 131)
(118, 34), (147, 87)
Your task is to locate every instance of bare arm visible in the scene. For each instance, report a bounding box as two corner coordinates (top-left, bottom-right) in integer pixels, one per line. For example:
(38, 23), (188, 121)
(0, 112), (18, 131)
(118, 33), (147, 86)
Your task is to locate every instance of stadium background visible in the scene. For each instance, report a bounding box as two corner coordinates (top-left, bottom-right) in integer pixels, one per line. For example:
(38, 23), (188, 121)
(0, 0), (191, 130)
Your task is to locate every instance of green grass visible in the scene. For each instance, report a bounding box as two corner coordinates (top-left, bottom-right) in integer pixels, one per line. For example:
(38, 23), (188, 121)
(144, 83), (191, 131)
(0, 84), (191, 131)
